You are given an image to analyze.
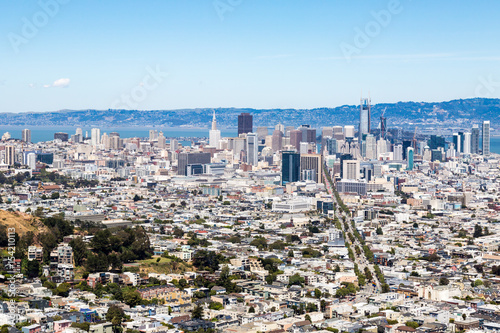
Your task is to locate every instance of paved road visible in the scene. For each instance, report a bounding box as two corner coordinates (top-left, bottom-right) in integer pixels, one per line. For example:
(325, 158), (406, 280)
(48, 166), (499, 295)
(323, 166), (382, 294)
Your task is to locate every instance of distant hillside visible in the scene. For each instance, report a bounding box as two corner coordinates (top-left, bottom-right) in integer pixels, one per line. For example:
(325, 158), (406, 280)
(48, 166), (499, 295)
(2, 98), (499, 130)
(0, 210), (48, 236)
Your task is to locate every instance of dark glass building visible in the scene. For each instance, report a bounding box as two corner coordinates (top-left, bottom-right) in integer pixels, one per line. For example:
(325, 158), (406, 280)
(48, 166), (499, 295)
(281, 151), (300, 185)
(238, 113), (253, 135)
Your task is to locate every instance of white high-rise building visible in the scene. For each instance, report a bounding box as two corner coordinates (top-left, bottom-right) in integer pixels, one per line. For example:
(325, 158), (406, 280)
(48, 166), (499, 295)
(91, 128), (101, 146)
(76, 128), (83, 137)
(344, 125), (355, 139)
(463, 132), (471, 154)
(27, 153), (36, 170)
(393, 144), (403, 161)
(209, 111), (221, 149)
(149, 130), (158, 141)
(246, 133), (259, 166)
(343, 160), (360, 180)
(170, 139), (179, 152)
(365, 134), (377, 160)
(22, 129), (31, 143)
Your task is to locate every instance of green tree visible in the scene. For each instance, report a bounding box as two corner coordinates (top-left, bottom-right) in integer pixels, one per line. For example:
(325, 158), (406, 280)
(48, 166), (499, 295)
(248, 306), (255, 313)
(70, 237), (89, 266)
(192, 303), (204, 319)
(439, 277), (449, 286)
(288, 273), (305, 287)
(26, 260), (40, 279)
(106, 305), (125, 333)
(473, 224), (483, 238)
(122, 288), (142, 306)
(376, 227), (383, 235)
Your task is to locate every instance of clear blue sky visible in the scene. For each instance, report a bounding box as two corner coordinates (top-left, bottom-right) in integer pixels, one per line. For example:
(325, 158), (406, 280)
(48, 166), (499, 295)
(1, 0), (500, 112)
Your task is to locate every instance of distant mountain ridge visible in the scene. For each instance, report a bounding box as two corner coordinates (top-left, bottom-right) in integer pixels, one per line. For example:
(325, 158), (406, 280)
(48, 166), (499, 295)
(2, 98), (499, 130)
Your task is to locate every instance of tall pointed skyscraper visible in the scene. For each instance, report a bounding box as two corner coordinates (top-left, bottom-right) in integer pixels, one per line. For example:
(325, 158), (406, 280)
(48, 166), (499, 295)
(209, 110), (221, 148)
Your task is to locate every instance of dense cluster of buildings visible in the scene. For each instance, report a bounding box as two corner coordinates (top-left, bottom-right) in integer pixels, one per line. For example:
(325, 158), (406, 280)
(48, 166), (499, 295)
(0, 102), (498, 333)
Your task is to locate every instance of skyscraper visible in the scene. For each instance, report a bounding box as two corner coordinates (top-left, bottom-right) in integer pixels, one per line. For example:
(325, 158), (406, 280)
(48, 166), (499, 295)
(91, 128), (101, 146)
(344, 126), (355, 139)
(463, 132), (471, 154)
(5, 145), (15, 165)
(482, 121), (490, 155)
(281, 151), (300, 185)
(271, 130), (283, 152)
(209, 111), (221, 148)
(158, 131), (166, 149)
(452, 133), (461, 154)
(471, 125), (480, 154)
(365, 134), (377, 160)
(359, 97), (371, 138)
(246, 133), (259, 166)
(149, 130), (158, 141)
(300, 154), (323, 183)
(22, 129), (31, 143)
(238, 113), (253, 135)
(342, 159), (360, 180)
(290, 130), (302, 151)
(407, 147), (414, 170)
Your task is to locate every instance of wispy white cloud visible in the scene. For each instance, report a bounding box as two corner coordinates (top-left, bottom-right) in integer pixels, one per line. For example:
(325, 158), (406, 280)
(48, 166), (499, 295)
(44, 78), (70, 88)
(52, 78), (70, 88)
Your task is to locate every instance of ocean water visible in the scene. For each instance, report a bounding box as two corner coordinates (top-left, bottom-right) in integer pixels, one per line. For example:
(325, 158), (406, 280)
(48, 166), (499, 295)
(2, 126), (500, 154)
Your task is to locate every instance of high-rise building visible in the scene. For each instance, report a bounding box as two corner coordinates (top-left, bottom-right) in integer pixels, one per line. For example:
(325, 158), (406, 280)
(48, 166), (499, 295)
(54, 132), (68, 142)
(149, 130), (158, 141)
(471, 125), (480, 154)
(281, 151), (300, 185)
(271, 130), (283, 152)
(27, 152), (36, 170)
(342, 159), (360, 180)
(91, 128), (101, 146)
(170, 139), (179, 152)
(463, 132), (471, 154)
(238, 113), (253, 135)
(101, 133), (110, 149)
(246, 133), (259, 166)
(300, 154), (323, 183)
(177, 152), (211, 175)
(158, 131), (166, 149)
(257, 127), (268, 142)
(407, 147), (414, 170)
(482, 121), (490, 155)
(380, 115), (387, 139)
(22, 129), (31, 143)
(5, 145), (15, 165)
(209, 111), (221, 148)
(275, 123), (284, 133)
(393, 144), (403, 161)
(325, 137), (338, 155)
(428, 135), (446, 150)
(322, 127), (333, 138)
(290, 130), (302, 151)
(359, 97), (371, 137)
(76, 128), (83, 137)
(452, 133), (461, 154)
(365, 134), (377, 160)
(344, 126), (355, 139)
(332, 126), (344, 140)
